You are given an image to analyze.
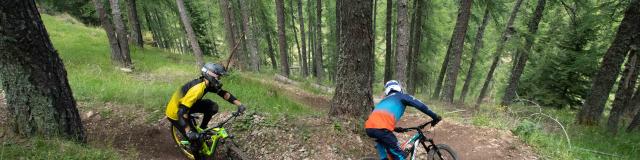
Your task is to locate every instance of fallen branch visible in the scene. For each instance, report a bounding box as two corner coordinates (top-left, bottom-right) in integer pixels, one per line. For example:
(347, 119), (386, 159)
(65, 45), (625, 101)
(514, 98), (572, 149)
(274, 74), (333, 94)
(574, 147), (622, 158)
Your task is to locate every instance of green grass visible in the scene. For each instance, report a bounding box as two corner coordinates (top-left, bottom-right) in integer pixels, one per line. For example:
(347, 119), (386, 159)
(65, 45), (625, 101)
(468, 103), (640, 160)
(1, 14), (321, 159)
(41, 14), (317, 120)
(0, 137), (121, 160)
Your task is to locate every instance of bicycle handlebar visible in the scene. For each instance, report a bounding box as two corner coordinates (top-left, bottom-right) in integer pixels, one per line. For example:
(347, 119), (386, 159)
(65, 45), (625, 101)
(395, 120), (433, 133)
(203, 112), (241, 132)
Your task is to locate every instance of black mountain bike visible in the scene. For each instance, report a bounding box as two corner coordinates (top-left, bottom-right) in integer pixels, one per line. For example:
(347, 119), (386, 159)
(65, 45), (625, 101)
(394, 121), (458, 160)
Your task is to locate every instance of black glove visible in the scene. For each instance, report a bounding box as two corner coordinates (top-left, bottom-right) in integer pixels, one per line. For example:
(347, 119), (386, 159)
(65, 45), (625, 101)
(233, 104), (246, 116)
(432, 116), (442, 126)
(186, 130), (201, 141)
(394, 127), (408, 133)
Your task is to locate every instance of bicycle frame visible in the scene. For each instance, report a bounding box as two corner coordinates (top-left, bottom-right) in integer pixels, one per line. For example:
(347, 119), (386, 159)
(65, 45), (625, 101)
(180, 114), (236, 157)
(398, 122), (446, 160)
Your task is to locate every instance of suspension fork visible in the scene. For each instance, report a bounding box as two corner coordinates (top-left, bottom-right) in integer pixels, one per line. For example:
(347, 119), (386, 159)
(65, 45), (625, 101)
(422, 138), (445, 159)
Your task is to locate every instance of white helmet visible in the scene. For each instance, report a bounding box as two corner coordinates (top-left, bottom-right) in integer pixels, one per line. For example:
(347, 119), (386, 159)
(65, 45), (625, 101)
(384, 80), (402, 96)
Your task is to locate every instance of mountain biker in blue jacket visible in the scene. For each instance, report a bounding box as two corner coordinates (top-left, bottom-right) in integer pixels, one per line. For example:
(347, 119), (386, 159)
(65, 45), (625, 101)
(365, 80), (442, 160)
(164, 63), (246, 152)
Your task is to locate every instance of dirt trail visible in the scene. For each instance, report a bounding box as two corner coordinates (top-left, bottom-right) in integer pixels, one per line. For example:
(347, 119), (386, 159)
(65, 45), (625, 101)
(80, 102), (184, 160)
(0, 76), (538, 159)
(396, 112), (537, 160)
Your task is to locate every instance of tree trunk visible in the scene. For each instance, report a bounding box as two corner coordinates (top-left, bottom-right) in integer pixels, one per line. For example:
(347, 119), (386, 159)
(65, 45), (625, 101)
(0, 0), (85, 142)
(315, 0), (324, 82)
(240, 0), (259, 71)
(109, 0), (133, 69)
(441, 0), (473, 103)
(126, 0), (143, 48)
(142, 6), (160, 48)
(475, 0), (524, 109)
(94, 0), (124, 68)
(629, 108), (640, 132)
(219, 0), (239, 69)
(276, 0), (290, 77)
(298, 0), (308, 77)
(257, 1), (277, 70)
(502, 0), (547, 106)
(394, 0), (410, 86)
(310, 9), (317, 77)
(330, 0), (374, 119)
(372, 0), (378, 58)
(608, 51), (640, 134)
(577, 1), (640, 125)
(288, 0), (302, 74)
(459, 7), (490, 103)
(433, 42), (451, 99)
(407, 0), (426, 94)
(383, 0), (393, 83)
(176, 0), (205, 67)
(266, 32), (278, 70)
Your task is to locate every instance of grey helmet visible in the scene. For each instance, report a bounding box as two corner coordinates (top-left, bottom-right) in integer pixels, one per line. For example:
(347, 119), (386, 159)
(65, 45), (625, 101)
(201, 63), (227, 87)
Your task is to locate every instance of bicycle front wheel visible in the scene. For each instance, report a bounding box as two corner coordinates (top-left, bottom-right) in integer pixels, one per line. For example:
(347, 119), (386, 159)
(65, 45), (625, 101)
(427, 144), (458, 160)
(171, 126), (195, 160)
(214, 140), (248, 160)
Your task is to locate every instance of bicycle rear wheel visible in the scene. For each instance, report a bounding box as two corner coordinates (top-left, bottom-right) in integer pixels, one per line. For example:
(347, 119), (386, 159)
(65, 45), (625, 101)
(171, 126), (195, 160)
(427, 144), (458, 160)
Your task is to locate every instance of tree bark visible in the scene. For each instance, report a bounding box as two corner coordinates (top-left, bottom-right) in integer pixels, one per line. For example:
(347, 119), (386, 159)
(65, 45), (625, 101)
(0, 0), (85, 142)
(394, 0), (410, 86)
(219, 0), (239, 68)
(266, 32), (278, 70)
(240, 0), (259, 71)
(433, 42), (451, 99)
(330, 0), (374, 119)
(176, 0), (205, 67)
(629, 108), (640, 132)
(315, 0), (324, 82)
(502, 0), (547, 106)
(257, 1), (277, 70)
(577, 0), (640, 125)
(109, 0), (133, 69)
(608, 51), (639, 134)
(126, 0), (143, 48)
(288, 0), (302, 74)
(475, 0), (524, 109)
(459, 7), (490, 103)
(407, 0), (426, 94)
(298, 0), (308, 77)
(383, 0), (393, 83)
(276, 0), (290, 77)
(94, 0), (124, 67)
(441, 0), (473, 103)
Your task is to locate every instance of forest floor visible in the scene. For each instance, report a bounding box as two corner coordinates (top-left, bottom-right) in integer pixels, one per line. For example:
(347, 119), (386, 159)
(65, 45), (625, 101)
(66, 76), (538, 159)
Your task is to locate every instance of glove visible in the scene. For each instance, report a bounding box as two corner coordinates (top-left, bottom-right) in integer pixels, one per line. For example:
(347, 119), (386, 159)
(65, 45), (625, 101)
(432, 116), (442, 126)
(233, 104), (246, 116)
(394, 127), (408, 133)
(186, 130), (201, 141)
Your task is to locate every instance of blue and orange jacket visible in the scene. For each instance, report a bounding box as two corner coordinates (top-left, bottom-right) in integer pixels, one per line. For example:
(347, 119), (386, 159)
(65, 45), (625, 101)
(365, 92), (439, 131)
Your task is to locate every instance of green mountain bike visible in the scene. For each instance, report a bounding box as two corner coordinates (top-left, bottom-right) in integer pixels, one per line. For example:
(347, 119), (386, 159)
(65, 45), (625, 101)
(395, 120), (458, 160)
(171, 113), (248, 160)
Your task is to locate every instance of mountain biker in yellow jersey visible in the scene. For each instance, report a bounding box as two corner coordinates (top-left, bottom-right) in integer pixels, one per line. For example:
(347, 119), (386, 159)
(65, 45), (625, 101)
(365, 80), (442, 160)
(164, 62), (246, 152)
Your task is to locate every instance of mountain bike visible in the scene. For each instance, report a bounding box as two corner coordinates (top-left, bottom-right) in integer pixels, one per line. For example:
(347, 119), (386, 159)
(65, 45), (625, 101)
(170, 112), (248, 160)
(394, 120), (458, 160)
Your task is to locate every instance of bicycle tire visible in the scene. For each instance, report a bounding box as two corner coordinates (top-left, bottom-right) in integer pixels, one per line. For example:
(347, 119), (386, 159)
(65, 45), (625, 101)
(171, 126), (195, 160)
(427, 144), (458, 160)
(214, 140), (248, 160)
